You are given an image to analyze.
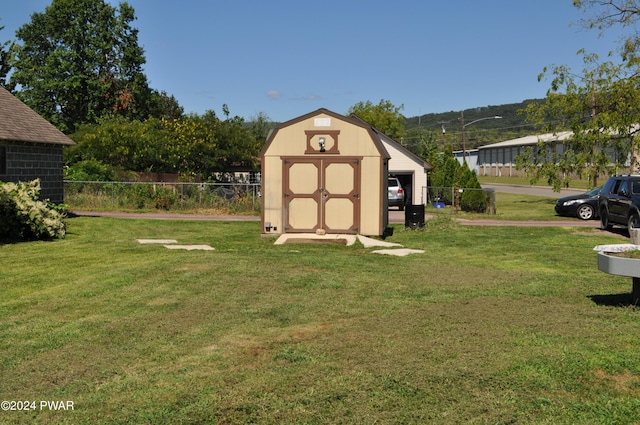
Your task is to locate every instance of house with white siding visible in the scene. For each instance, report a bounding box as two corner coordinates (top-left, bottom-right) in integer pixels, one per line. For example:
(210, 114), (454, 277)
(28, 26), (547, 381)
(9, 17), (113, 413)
(349, 115), (432, 206)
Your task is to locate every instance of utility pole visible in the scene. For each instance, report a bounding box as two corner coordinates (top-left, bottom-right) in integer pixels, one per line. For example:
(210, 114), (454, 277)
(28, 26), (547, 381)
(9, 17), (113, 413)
(461, 110), (466, 162)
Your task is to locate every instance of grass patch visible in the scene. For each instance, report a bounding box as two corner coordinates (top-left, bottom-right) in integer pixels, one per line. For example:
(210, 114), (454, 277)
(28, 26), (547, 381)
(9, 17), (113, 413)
(429, 192), (580, 222)
(478, 176), (594, 190)
(492, 192), (563, 220)
(1, 218), (638, 424)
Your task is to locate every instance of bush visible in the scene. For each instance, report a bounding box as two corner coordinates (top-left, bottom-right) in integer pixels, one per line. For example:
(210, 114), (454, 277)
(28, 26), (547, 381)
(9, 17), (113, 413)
(153, 186), (176, 210)
(459, 167), (489, 212)
(460, 188), (489, 212)
(65, 158), (115, 181)
(0, 180), (66, 242)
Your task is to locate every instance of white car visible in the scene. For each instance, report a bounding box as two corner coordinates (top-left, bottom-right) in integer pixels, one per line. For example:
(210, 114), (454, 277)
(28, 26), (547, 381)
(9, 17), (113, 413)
(388, 177), (405, 211)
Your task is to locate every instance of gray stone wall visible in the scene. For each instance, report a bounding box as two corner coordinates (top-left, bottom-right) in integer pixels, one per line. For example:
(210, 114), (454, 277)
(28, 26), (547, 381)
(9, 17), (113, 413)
(1, 142), (65, 204)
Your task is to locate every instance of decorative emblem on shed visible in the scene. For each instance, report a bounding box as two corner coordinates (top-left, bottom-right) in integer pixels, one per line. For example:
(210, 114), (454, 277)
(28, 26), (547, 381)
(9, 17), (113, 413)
(305, 130), (340, 154)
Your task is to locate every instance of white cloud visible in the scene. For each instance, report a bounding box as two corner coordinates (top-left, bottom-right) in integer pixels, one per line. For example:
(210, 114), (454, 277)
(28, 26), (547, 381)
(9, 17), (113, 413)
(266, 90), (282, 99)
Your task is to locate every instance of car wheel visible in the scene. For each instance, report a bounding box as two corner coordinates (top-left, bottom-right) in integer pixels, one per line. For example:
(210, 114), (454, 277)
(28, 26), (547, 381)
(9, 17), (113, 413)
(576, 204), (594, 220)
(628, 214), (640, 231)
(600, 209), (612, 230)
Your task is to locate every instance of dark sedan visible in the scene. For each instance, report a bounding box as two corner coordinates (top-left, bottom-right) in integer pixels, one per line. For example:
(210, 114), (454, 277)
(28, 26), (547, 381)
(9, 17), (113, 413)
(554, 186), (602, 220)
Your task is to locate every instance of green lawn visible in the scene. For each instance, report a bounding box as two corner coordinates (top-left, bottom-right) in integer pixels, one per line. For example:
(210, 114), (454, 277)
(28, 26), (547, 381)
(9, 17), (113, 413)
(1, 217), (639, 424)
(477, 176), (595, 190)
(431, 192), (582, 222)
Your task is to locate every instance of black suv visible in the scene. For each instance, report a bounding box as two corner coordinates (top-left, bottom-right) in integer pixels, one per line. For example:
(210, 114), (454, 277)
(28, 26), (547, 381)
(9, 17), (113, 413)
(599, 175), (640, 231)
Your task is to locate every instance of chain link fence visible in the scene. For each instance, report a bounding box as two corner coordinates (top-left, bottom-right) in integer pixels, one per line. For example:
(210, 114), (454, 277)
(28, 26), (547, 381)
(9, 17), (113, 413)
(64, 181), (495, 215)
(64, 181), (261, 212)
(423, 186), (496, 214)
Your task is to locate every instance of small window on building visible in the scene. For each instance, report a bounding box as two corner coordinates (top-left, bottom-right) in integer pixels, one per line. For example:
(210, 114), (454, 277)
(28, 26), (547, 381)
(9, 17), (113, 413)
(0, 145), (6, 175)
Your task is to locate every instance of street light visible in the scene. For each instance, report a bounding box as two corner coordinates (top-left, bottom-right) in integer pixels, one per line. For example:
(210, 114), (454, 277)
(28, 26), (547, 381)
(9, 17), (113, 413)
(461, 111), (502, 163)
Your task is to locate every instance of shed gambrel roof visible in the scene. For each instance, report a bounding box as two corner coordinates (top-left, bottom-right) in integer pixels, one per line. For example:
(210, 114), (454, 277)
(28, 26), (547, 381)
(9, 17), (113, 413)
(261, 108), (391, 159)
(0, 86), (75, 146)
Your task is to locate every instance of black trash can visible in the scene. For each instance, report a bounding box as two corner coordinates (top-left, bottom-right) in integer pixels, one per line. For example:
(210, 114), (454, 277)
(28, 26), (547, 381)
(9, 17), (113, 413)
(405, 204), (425, 229)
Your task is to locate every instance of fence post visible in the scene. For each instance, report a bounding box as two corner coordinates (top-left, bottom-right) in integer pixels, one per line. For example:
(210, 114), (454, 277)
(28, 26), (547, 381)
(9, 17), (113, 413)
(451, 186), (455, 214)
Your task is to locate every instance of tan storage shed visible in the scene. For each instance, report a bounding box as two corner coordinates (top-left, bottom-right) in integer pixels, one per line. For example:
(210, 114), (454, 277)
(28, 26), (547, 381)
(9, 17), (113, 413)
(260, 108), (391, 236)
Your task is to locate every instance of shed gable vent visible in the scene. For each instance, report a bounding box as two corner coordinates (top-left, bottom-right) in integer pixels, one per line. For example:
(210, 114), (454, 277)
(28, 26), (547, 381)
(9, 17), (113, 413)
(314, 118), (331, 127)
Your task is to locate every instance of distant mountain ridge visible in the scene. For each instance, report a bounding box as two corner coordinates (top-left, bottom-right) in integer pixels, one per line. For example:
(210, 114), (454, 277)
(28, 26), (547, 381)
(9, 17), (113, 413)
(404, 98), (544, 148)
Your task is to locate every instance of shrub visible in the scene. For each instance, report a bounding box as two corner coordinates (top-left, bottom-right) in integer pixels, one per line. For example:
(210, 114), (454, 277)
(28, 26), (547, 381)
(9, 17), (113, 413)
(153, 186), (176, 210)
(64, 158), (115, 181)
(460, 188), (489, 212)
(0, 180), (66, 242)
(459, 167), (489, 212)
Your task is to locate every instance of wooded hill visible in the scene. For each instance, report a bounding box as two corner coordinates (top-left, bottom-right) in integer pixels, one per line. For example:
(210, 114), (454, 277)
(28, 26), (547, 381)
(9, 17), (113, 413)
(403, 98), (544, 149)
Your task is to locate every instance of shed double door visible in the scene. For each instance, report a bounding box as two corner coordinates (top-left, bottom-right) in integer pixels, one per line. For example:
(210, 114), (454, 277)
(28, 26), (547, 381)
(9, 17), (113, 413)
(283, 157), (361, 234)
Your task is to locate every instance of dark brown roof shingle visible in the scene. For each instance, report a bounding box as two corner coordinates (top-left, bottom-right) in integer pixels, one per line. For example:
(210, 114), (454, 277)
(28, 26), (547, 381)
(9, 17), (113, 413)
(0, 86), (75, 146)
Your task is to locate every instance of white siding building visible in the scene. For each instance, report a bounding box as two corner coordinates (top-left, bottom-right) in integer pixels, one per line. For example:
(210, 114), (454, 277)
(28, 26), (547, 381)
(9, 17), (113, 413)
(380, 132), (431, 205)
(477, 131), (573, 177)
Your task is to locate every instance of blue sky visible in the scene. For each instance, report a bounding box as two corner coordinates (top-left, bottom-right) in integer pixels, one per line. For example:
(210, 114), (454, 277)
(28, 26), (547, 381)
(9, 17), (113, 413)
(1, 0), (625, 123)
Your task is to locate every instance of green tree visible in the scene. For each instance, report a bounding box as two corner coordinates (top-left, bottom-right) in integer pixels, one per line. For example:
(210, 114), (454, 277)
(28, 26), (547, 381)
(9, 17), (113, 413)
(148, 90), (184, 120)
(573, 0), (640, 66)
(517, 2), (640, 191)
(518, 55), (636, 190)
(64, 158), (116, 181)
(68, 116), (168, 172)
(67, 107), (263, 179)
(458, 163), (488, 212)
(404, 126), (439, 160)
(427, 145), (486, 211)
(0, 20), (13, 89)
(428, 145), (460, 205)
(10, 0), (152, 132)
(213, 106), (262, 174)
(248, 112), (273, 151)
(348, 99), (406, 141)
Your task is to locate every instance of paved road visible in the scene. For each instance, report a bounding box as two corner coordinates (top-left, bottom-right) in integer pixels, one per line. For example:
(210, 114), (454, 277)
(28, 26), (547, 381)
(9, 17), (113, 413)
(481, 183), (585, 199)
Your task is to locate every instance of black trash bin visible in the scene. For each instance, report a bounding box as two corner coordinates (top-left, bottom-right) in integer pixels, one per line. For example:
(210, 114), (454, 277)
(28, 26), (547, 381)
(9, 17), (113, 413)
(405, 204), (425, 229)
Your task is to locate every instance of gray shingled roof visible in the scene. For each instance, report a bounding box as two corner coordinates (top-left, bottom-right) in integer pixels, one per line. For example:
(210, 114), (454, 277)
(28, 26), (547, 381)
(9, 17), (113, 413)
(0, 86), (75, 146)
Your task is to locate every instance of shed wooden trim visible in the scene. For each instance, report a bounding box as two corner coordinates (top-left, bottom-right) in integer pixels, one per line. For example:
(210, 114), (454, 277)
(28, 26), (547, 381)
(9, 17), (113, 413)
(282, 155), (363, 234)
(304, 130), (341, 154)
(261, 108), (391, 161)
